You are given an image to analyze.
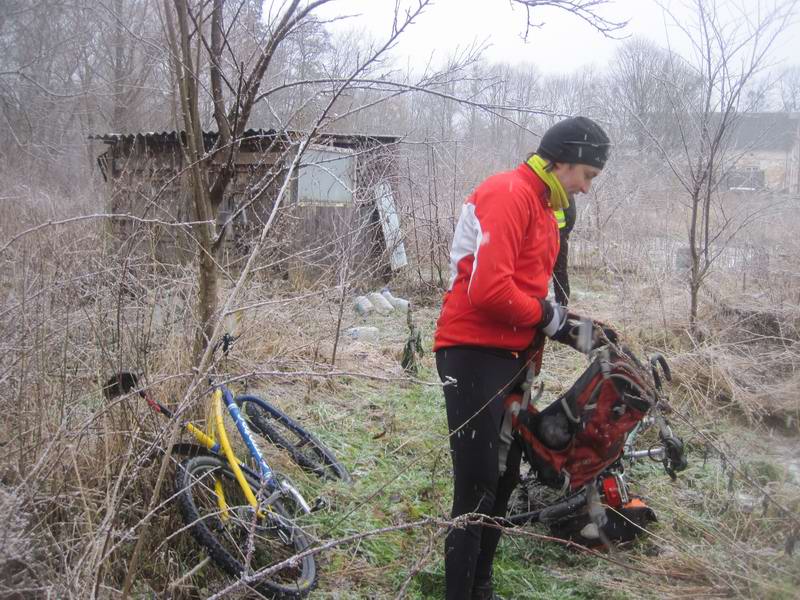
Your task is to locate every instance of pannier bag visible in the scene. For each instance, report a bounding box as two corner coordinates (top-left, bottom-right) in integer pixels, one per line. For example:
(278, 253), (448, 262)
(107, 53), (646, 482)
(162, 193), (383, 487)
(507, 346), (656, 490)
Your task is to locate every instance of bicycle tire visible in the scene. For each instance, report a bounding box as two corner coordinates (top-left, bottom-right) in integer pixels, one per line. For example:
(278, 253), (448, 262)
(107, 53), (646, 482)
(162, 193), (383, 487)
(238, 395), (351, 482)
(175, 455), (317, 599)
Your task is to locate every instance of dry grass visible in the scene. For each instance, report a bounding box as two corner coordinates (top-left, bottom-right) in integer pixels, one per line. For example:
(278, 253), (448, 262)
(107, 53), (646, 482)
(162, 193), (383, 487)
(2, 182), (800, 598)
(0, 195), (422, 596)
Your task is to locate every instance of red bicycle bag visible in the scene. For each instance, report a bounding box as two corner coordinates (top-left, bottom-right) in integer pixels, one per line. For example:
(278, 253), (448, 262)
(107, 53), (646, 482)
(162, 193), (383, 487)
(508, 347), (656, 490)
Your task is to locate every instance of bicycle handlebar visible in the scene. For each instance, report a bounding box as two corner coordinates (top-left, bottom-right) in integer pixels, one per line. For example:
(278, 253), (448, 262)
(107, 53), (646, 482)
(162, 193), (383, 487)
(624, 433), (687, 479)
(625, 446), (666, 461)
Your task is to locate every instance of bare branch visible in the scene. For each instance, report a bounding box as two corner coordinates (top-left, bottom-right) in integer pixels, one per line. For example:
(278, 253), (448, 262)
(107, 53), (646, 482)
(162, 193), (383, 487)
(0, 213), (213, 256)
(510, 0), (628, 39)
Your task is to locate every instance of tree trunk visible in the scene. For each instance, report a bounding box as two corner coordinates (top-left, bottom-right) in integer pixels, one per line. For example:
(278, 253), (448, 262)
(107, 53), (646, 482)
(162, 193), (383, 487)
(194, 243), (219, 364)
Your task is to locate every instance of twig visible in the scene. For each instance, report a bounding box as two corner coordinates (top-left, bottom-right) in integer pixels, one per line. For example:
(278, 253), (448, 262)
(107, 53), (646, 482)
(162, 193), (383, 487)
(168, 556), (212, 591)
(394, 528), (440, 599)
(0, 213), (213, 255)
(207, 512), (668, 599)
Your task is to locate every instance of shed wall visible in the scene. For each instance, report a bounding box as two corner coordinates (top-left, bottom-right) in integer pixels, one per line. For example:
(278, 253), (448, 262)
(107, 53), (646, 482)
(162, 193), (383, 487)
(99, 135), (402, 284)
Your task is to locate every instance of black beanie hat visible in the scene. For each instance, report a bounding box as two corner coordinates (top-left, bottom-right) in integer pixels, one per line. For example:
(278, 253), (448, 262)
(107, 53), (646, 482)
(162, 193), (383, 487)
(537, 116), (611, 169)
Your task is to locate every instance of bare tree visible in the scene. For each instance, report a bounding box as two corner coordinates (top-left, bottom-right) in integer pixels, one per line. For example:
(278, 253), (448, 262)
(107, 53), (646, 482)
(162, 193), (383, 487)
(642, 0), (798, 331)
(778, 64), (800, 111)
(160, 0), (443, 363)
(0, 0), (166, 188)
(99, 0), (164, 131)
(605, 36), (702, 153)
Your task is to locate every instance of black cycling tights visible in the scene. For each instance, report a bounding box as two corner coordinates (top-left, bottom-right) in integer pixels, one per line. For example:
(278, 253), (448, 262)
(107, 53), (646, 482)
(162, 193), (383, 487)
(436, 346), (524, 600)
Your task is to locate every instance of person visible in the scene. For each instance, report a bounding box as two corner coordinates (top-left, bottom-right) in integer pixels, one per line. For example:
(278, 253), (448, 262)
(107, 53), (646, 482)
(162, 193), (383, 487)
(433, 116), (611, 600)
(552, 194), (577, 306)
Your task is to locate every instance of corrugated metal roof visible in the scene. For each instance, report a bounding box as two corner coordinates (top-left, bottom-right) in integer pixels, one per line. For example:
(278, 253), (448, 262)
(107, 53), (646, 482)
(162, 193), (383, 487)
(726, 112), (800, 153)
(89, 129), (401, 148)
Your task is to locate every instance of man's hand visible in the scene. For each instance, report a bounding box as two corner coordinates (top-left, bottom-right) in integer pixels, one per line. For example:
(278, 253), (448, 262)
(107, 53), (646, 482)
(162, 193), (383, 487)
(539, 300), (618, 353)
(538, 299), (568, 338)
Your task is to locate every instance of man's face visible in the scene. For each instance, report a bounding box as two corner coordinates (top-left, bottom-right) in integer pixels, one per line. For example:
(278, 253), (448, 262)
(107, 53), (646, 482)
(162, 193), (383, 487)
(552, 162), (602, 194)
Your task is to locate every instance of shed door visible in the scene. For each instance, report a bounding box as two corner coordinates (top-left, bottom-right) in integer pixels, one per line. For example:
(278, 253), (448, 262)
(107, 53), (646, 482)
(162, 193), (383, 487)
(374, 182), (407, 271)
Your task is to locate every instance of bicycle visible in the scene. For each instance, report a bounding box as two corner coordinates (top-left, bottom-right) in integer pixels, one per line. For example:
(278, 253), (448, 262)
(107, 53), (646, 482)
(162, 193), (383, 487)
(505, 349), (688, 547)
(104, 335), (349, 598)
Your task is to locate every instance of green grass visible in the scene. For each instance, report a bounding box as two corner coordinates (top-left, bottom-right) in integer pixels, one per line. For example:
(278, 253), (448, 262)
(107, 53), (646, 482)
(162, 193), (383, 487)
(300, 371), (800, 599)
(262, 366), (621, 599)
(174, 317), (800, 598)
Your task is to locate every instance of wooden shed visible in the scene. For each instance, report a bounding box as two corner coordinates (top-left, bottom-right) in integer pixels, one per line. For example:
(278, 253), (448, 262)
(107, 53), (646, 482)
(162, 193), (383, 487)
(92, 129), (407, 283)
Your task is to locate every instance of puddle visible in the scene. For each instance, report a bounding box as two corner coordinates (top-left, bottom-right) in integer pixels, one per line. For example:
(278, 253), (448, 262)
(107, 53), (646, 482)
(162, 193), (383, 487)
(755, 430), (800, 485)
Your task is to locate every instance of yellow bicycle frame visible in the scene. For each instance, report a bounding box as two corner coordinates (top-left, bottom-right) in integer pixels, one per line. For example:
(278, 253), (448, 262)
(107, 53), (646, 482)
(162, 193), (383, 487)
(183, 388), (261, 518)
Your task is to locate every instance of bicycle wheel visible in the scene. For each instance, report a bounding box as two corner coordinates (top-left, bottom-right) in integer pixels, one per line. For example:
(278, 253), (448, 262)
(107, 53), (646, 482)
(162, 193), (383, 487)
(238, 395), (351, 482)
(175, 455), (317, 599)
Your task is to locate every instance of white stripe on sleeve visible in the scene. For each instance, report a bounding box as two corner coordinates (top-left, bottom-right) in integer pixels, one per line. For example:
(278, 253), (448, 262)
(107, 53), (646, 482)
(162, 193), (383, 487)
(448, 202), (482, 292)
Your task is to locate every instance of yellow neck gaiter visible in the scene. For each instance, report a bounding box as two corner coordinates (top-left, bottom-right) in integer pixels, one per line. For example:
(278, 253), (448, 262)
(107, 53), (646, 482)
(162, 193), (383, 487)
(526, 154), (570, 212)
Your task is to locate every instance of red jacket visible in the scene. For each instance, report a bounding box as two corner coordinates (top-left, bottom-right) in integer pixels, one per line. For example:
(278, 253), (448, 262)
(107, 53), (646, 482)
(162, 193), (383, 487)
(433, 163), (559, 351)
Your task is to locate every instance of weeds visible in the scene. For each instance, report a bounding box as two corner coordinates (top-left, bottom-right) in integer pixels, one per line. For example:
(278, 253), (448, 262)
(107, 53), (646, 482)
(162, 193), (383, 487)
(2, 200), (800, 598)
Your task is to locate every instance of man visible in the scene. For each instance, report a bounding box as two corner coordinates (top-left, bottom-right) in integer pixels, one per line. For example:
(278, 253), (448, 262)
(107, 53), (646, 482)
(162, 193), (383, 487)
(433, 116), (611, 600)
(553, 194), (577, 306)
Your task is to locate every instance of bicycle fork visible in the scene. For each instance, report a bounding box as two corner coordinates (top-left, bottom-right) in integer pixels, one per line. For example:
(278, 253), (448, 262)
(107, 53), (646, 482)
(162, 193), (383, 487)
(212, 389), (312, 518)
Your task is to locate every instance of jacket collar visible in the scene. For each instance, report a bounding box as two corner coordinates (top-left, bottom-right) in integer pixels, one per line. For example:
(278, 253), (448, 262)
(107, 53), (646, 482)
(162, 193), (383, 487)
(517, 162), (550, 208)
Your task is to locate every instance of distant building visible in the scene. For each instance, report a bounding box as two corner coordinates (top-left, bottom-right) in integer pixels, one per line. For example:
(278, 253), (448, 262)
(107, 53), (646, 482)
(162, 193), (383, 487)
(91, 130), (407, 283)
(725, 112), (800, 195)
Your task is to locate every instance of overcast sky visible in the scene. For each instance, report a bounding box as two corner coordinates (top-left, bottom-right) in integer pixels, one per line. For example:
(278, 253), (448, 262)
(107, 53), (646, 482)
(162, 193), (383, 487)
(317, 0), (800, 75)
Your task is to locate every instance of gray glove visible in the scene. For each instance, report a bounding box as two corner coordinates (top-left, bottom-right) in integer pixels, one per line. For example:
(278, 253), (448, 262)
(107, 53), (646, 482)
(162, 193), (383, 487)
(538, 299), (568, 338)
(538, 299), (618, 353)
